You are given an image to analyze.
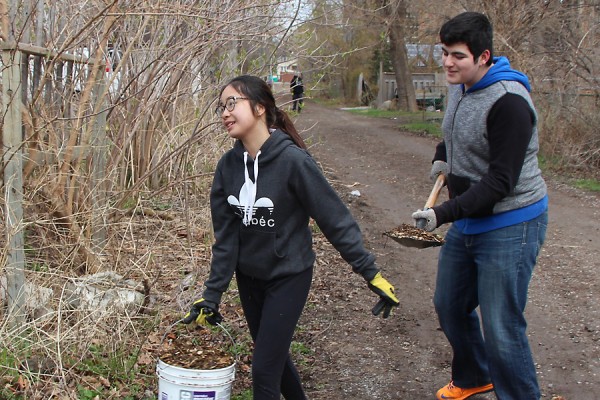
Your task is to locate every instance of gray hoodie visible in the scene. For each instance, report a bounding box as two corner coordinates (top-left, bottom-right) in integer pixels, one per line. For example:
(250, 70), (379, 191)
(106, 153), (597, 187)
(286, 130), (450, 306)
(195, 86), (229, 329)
(202, 129), (379, 305)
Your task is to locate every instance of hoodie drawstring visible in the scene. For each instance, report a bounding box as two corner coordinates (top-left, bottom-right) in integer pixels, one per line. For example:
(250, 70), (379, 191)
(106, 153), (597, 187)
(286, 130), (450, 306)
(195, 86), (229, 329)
(242, 150), (261, 226)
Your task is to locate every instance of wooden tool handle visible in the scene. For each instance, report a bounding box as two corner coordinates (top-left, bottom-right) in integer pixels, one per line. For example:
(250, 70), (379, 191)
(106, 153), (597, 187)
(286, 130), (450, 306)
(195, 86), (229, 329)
(424, 174), (445, 209)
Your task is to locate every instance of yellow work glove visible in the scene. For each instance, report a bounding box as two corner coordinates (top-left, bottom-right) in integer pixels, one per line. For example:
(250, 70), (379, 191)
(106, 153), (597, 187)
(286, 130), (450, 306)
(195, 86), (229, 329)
(367, 272), (400, 318)
(182, 298), (223, 326)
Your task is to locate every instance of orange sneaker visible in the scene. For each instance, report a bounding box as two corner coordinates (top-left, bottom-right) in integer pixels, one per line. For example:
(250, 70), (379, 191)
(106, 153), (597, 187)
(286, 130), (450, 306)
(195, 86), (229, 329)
(436, 381), (494, 400)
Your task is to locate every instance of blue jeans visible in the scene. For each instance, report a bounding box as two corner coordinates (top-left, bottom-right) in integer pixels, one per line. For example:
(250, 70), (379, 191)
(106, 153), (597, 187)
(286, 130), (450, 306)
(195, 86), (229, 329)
(433, 211), (547, 400)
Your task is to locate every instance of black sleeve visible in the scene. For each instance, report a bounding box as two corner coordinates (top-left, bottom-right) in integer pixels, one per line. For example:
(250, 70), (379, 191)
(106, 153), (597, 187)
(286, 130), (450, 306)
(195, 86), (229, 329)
(202, 162), (240, 305)
(434, 93), (534, 224)
(291, 153), (379, 281)
(433, 140), (446, 163)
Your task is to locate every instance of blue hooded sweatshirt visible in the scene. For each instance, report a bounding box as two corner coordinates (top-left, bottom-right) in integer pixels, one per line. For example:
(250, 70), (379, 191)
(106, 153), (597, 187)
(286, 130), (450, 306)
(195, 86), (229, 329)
(433, 56), (548, 234)
(468, 56), (531, 93)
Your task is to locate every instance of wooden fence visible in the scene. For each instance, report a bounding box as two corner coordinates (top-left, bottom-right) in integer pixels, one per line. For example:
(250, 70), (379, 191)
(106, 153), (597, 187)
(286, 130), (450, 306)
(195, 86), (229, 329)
(1, 1), (109, 326)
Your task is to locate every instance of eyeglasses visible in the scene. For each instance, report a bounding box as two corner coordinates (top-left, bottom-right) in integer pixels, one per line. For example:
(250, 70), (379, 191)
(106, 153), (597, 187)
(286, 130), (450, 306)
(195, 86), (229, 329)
(215, 96), (249, 117)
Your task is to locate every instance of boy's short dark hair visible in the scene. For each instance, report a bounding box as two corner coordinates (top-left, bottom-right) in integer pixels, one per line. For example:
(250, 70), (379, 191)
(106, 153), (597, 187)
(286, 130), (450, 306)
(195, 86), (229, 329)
(440, 12), (493, 66)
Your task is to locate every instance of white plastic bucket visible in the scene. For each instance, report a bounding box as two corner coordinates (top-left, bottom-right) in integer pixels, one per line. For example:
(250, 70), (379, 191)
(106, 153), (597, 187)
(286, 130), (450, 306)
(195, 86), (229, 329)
(156, 358), (236, 400)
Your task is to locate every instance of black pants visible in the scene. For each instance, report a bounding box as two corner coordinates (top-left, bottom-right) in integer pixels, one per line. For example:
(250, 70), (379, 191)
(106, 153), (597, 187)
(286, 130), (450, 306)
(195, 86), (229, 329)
(292, 93), (303, 112)
(236, 268), (312, 400)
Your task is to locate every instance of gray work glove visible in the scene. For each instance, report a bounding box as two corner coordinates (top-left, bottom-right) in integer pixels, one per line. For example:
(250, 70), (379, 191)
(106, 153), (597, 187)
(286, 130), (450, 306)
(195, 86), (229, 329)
(430, 160), (448, 183)
(412, 208), (438, 232)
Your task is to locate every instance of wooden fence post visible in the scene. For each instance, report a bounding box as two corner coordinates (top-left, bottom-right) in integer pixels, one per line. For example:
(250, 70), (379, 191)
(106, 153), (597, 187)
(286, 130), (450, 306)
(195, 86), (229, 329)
(2, 48), (26, 327)
(91, 66), (108, 254)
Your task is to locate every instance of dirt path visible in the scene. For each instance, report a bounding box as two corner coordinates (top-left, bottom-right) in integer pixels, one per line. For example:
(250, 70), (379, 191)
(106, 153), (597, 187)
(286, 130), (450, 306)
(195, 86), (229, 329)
(292, 100), (600, 399)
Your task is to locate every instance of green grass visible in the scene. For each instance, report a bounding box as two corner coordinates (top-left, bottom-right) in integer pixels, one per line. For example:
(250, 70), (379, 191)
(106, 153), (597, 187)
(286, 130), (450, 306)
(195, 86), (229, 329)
(400, 121), (442, 137)
(0, 344), (26, 399)
(311, 97), (344, 108)
(232, 389), (253, 400)
(343, 107), (443, 138)
(74, 344), (138, 379)
(66, 342), (153, 399)
(310, 220), (322, 234)
(538, 155), (600, 189)
(77, 386), (103, 400)
(345, 108), (402, 118)
(228, 335), (253, 360)
(574, 178), (600, 192)
(290, 341), (312, 356)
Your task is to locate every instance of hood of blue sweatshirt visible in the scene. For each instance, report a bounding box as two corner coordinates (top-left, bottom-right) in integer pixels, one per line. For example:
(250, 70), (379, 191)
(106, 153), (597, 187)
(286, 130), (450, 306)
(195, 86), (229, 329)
(467, 56), (531, 93)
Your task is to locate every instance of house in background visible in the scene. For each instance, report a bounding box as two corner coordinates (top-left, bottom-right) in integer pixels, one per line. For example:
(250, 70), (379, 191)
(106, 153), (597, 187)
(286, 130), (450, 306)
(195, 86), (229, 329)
(264, 58), (300, 94)
(406, 43), (443, 69)
(275, 58), (299, 83)
(377, 43), (447, 110)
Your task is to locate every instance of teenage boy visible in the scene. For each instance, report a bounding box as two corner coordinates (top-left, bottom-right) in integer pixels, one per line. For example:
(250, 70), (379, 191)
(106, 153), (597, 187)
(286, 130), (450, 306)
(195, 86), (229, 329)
(412, 12), (548, 400)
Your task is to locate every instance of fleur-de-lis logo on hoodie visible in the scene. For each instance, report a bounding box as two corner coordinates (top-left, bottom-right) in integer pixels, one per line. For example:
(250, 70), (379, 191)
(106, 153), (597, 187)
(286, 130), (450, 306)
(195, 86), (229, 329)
(227, 151), (274, 226)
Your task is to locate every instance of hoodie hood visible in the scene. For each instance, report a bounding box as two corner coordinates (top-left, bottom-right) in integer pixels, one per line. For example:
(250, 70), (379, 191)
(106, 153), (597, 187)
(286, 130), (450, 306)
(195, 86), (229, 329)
(232, 129), (295, 225)
(467, 56), (531, 93)
(232, 129), (295, 164)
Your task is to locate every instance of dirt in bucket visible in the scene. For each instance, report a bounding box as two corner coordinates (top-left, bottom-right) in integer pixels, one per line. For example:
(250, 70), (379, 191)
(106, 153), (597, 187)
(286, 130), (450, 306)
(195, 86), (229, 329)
(158, 326), (234, 370)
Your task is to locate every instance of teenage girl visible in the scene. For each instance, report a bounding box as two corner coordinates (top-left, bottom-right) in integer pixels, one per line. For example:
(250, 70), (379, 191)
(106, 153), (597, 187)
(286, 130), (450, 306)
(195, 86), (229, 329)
(184, 75), (399, 399)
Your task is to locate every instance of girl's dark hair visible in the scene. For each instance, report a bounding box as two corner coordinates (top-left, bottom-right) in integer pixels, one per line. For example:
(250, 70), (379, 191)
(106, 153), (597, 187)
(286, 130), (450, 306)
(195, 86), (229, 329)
(220, 75), (307, 149)
(440, 12), (494, 66)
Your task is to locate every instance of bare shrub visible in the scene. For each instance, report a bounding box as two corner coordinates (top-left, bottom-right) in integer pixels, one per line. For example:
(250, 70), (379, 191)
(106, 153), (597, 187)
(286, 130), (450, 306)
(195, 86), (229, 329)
(1, 0), (298, 397)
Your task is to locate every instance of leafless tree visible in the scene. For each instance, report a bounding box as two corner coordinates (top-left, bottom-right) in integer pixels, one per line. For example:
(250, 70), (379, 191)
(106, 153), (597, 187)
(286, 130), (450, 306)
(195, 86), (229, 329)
(1, 0), (300, 273)
(460, 0), (599, 172)
(381, 0), (417, 111)
(0, 0), (302, 396)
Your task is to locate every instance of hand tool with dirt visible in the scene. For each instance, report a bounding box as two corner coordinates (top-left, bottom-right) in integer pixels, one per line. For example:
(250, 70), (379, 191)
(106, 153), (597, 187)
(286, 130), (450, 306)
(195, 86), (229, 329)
(383, 174), (446, 249)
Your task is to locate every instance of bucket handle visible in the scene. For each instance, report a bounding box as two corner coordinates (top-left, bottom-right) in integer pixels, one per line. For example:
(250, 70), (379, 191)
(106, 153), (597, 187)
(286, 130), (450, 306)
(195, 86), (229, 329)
(161, 318), (186, 345)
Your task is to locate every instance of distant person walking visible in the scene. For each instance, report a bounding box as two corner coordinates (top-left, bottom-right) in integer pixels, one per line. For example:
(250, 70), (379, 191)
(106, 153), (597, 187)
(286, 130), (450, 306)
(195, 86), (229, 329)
(290, 73), (304, 112)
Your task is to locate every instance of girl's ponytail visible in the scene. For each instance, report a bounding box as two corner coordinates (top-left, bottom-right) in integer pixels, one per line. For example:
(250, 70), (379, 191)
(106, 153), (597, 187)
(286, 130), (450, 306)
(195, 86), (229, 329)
(273, 107), (307, 150)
